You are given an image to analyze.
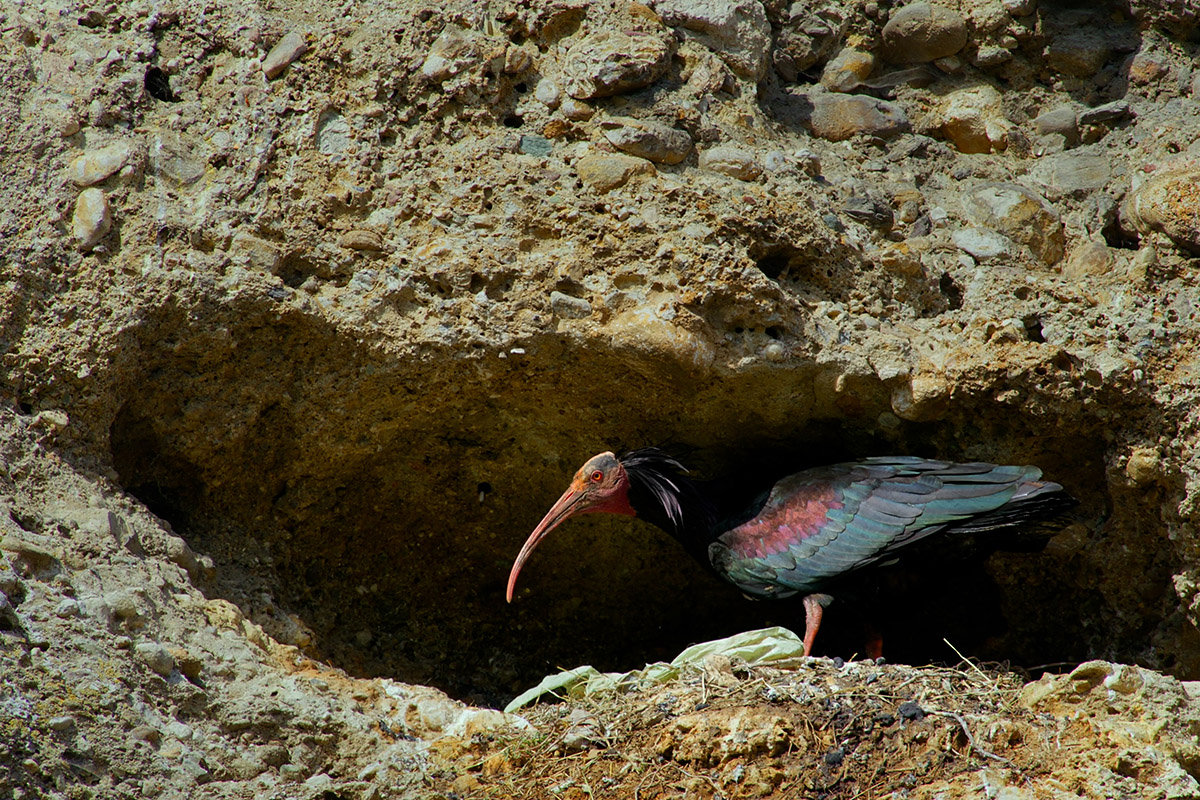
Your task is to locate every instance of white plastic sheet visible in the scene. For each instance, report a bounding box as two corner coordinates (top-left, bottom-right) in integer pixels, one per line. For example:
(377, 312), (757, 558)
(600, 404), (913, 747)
(505, 626), (807, 713)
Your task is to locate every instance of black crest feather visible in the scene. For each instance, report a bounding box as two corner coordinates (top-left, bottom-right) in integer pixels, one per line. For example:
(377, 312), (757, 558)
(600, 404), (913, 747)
(618, 447), (712, 537)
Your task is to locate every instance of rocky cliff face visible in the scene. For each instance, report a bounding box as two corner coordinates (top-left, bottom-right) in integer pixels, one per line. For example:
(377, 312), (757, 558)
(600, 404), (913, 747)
(3, 0), (1200, 796)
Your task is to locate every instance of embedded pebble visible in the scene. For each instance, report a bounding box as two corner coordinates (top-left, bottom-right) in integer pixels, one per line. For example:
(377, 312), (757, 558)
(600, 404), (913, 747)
(148, 131), (207, 187)
(534, 78), (562, 108)
(795, 92), (910, 142)
(773, 4), (846, 80)
(1063, 238), (1116, 278)
(54, 599), (81, 618)
(1002, 0), (1036, 15)
(881, 3), (968, 64)
(1078, 100), (1132, 126)
(104, 590), (139, 619)
(964, 183), (1064, 265)
(698, 146), (761, 181)
(952, 228), (1012, 259)
(1044, 31), (1111, 77)
(601, 117), (692, 165)
(1034, 105), (1079, 146)
(338, 230), (383, 251)
(135, 642), (176, 676)
(48, 715), (75, 732)
(1121, 165), (1200, 254)
(72, 188), (112, 251)
(550, 292), (593, 319)
(560, 30), (671, 99)
(820, 48), (874, 92)
(559, 97), (594, 121)
(937, 85), (1010, 153)
(68, 141), (135, 186)
(263, 31), (308, 79)
(576, 153), (655, 192)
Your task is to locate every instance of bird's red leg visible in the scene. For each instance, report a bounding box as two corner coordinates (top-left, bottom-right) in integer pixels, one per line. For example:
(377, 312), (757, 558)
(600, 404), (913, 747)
(802, 593), (834, 656)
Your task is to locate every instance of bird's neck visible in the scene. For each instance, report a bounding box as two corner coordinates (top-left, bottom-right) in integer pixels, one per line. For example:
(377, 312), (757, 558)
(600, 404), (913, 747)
(626, 472), (718, 561)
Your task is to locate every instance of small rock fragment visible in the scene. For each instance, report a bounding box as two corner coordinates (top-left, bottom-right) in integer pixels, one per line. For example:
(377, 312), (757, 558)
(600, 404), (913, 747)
(964, 182), (1064, 265)
(72, 188), (112, 250)
(698, 146), (761, 180)
(1078, 100), (1132, 126)
(952, 228), (1012, 259)
(820, 48), (874, 92)
(1126, 447), (1162, 485)
(561, 30), (671, 99)
(576, 153), (655, 192)
(937, 85), (1010, 154)
(1044, 31), (1111, 77)
(518, 135), (553, 157)
(47, 716), (75, 732)
(600, 117), (692, 165)
(773, 4), (846, 81)
(881, 3), (968, 64)
(550, 292), (592, 319)
(68, 141), (135, 186)
(338, 230), (383, 251)
(1062, 238), (1115, 278)
(263, 31), (308, 79)
(534, 78), (562, 108)
(1033, 105), (1079, 146)
(135, 642), (176, 676)
(794, 92), (910, 142)
(654, 0), (772, 79)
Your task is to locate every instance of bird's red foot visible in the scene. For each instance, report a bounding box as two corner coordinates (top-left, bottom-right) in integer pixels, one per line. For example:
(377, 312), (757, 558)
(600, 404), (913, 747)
(802, 593), (834, 657)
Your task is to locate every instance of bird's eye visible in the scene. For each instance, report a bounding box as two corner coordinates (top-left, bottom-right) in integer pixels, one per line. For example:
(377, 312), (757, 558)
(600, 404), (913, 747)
(590, 470), (604, 482)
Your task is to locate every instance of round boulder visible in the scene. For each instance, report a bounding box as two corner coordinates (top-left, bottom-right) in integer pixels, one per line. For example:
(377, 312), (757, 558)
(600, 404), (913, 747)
(881, 3), (968, 64)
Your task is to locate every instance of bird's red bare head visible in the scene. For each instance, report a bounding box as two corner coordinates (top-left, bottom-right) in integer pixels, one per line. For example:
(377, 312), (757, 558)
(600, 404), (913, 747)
(506, 451), (636, 602)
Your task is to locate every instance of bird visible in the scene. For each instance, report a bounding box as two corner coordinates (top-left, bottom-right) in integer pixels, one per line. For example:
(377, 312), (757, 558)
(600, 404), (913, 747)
(506, 448), (1075, 657)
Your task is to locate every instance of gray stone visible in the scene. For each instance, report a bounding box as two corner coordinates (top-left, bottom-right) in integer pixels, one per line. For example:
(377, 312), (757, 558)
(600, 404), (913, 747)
(518, 135), (553, 157)
(68, 141), (135, 186)
(653, 0), (772, 80)
(54, 599), (80, 618)
(1030, 153), (1112, 198)
(561, 30), (672, 99)
(263, 31), (308, 79)
(550, 292), (592, 319)
(1078, 100), (1132, 126)
(72, 188), (112, 251)
(47, 715), (75, 731)
(1034, 105), (1079, 146)
(135, 642), (176, 676)
(600, 117), (692, 165)
(698, 146), (761, 180)
(881, 3), (968, 64)
(952, 228), (1012, 259)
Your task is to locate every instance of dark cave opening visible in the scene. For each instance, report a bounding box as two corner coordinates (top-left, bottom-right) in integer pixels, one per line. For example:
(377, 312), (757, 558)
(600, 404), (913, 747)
(107, 386), (1120, 708)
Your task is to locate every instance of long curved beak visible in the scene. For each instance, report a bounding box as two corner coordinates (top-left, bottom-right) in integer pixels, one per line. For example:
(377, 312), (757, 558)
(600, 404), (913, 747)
(506, 484), (590, 602)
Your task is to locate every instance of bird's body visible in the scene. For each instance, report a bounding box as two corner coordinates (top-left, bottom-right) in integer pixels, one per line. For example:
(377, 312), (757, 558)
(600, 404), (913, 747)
(507, 449), (1075, 656)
